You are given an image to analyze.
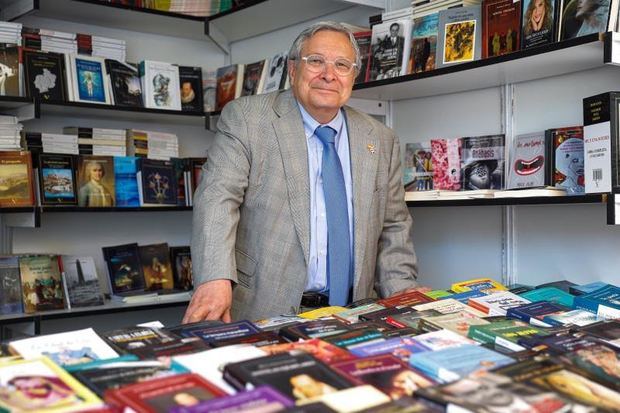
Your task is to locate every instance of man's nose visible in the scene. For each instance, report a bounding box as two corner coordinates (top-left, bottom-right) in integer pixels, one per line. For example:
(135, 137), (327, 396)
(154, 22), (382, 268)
(320, 62), (337, 80)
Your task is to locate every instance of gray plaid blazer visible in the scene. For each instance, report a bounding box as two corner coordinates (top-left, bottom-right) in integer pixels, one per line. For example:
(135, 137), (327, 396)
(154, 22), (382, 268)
(191, 90), (417, 321)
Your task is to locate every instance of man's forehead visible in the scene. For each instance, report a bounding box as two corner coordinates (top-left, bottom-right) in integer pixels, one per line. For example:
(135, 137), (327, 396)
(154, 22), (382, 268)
(302, 31), (355, 56)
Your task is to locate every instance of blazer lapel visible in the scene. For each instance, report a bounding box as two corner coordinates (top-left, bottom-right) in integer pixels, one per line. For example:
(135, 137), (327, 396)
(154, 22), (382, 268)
(345, 107), (378, 293)
(272, 91), (311, 265)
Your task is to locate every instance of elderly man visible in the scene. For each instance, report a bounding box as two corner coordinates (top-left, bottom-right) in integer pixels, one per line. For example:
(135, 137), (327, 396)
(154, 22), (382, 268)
(184, 21), (417, 323)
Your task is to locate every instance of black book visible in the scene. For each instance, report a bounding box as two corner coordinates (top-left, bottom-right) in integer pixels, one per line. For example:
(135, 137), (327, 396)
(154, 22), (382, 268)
(22, 49), (67, 101)
(461, 134), (505, 190)
(105, 59), (143, 108)
(520, 0), (560, 50)
(223, 353), (354, 401)
(101, 325), (182, 358)
(178, 66), (203, 113)
(169, 246), (193, 291)
(38, 153), (78, 205)
(279, 319), (351, 341)
(101, 242), (146, 296)
(138, 158), (178, 206)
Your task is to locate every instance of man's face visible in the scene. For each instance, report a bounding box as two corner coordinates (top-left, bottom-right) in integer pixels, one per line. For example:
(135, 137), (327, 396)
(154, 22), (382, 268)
(289, 30), (356, 120)
(390, 25), (399, 37)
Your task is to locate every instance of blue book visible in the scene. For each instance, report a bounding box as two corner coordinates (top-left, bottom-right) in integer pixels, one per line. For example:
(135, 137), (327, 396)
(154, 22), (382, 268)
(573, 285), (620, 316)
(74, 56), (108, 103)
(114, 156), (140, 207)
(506, 301), (568, 327)
(171, 320), (260, 343)
(409, 344), (513, 383)
(446, 290), (488, 304)
(519, 287), (575, 307)
(569, 281), (610, 296)
(349, 337), (430, 363)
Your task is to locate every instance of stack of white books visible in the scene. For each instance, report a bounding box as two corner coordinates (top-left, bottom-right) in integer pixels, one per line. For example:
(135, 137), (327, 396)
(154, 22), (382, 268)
(63, 127), (127, 157)
(0, 21), (22, 45)
(92, 36), (126, 62)
(0, 115), (23, 151)
(41, 133), (78, 155)
(146, 131), (179, 160)
(412, 0), (481, 18)
(39, 29), (78, 55)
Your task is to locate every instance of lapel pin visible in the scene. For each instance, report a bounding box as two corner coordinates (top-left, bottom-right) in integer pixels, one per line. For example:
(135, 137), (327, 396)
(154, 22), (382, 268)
(367, 143), (376, 154)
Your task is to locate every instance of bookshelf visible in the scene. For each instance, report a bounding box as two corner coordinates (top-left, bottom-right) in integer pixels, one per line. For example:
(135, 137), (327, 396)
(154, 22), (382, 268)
(406, 194), (606, 208)
(41, 206), (192, 213)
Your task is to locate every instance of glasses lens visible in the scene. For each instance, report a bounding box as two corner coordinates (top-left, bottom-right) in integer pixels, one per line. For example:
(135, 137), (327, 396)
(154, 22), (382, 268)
(305, 55), (325, 70)
(334, 58), (354, 75)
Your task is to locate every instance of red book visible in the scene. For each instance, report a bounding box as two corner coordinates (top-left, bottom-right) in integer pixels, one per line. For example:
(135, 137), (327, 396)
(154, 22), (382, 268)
(377, 291), (435, 308)
(104, 373), (225, 413)
(353, 31), (372, 84)
(481, 0), (521, 58)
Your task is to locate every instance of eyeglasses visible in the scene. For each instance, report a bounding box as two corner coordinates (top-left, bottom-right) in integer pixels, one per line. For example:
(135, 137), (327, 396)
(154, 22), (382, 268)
(300, 54), (358, 76)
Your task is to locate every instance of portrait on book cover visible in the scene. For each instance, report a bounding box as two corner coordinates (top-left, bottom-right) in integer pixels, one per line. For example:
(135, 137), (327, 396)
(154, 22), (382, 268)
(370, 20), (407, 80)
(443, 20), (476, 64)
(522, 0), (555, 47)
(561, 0), (611, 39)
(78, 157), (115, 207)
(76, 58), (106, 103)
(144, 387), (216, 411)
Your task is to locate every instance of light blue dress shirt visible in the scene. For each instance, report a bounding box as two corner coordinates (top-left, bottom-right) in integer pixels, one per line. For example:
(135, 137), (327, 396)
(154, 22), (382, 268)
(297, 102), (354, 293)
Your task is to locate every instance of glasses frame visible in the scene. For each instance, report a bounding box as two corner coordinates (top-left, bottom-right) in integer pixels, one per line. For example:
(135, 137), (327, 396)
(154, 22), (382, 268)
(300, 54), (359, 76)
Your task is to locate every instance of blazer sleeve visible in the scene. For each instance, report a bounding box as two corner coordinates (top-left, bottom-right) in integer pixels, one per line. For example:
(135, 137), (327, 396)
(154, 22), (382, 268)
(375, 132), (419, 297)
(191, 99), (250, 286)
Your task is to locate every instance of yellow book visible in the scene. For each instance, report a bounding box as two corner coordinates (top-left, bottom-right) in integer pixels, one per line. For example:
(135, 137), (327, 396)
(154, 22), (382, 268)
(450, 277), (507, 293)
(0, 356), (102, 412)
(298, 306), (347, 319)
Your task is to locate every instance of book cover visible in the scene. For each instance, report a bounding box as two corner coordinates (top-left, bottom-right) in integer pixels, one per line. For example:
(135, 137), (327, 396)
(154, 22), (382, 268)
(0, 256), (23, 315)
(104, 373), (225, 413)
(436, 6), (482, 68)
(18, 254), (65, 313)
(507, 131), (553, 189)
(579, 320), (620, 347)
(105, 59), (143, 108)
(202, 70), (216, 112)
(223, 353), (354, 402)
(70, 55), (111, 104)
(178, 65), (203, 113)
(506, 301), (568, 326)
(561, 343), (620, 391)
(280, 319), (351, 341)
(23, 49), (67, 101)
(261, 52), (287, 94)
(521, 0), (559, 49)
(60, 255), (104, 307)
(0, 44), (19, 96)
(173, 320), (260, 343)
(216, 64), (241, 111)
(113, 155), (140, 207)
(520, 286), (575, 307)
(262, 339), (355, 364)
(9, 328), (119, 367)
(546, 126), (585, 194)
(77, 155), (115, 207)
(368, 18), (412, 80)
(354, 31), (372, 83)
(140, 60), (182, 110)
(560, 0), (612, 40)
(38, 153), (78, 205)
(0, 356), (102, 412)
(448, 289), (490, 304)
(537, 279), (578, 292)
(101, 242), (146, 296)
(482, 0), (521, 58)
(431, 138), (461, 190)
(410, 329), (477, 351)
(170, 246), (193, 291)
(413, 298), (487, 316)
(570, 281), (610, 296)
(348, 337), (431, 363)
(421, 310), (491, 337)
(0, 151), (35, 207)
(409, 13), (439, 74)
(139, 243), (174, 292)
(102, 325), (179, 355)
(461, 134), (505, 190)
(376, 290), (435, 307)
(239, 60), (266, 97)
(404, 142), (434, 192)
(543, 308), (599, 326)
(176, 386), (294, 413)
(189, 157), (207, 196)
(210, 331), (285, 348)
(573, 284), (620, 315)
(333, 303), (386, 324)
(386, 309), (442, 330)
(451, 277), (507, 293)
(469, 291), (531, 315)
(138, 158), (178, 205)
(320, 327), (386, 350)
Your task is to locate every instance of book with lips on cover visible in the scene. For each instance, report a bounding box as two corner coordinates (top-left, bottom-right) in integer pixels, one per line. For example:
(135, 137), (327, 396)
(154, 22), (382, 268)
(507, 131), (553, 189)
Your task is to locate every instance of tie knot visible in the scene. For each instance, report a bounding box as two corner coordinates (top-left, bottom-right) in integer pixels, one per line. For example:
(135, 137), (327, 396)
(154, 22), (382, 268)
(315, 126), (337, 146)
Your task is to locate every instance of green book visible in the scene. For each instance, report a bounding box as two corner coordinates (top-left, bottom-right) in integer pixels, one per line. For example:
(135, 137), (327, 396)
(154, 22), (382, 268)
(425, 289), (453, 299)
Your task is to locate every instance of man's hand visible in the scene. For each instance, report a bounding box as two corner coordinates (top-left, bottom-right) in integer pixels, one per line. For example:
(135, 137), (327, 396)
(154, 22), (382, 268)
(183, 279), (233, 323)
(388, 285), (430, 297)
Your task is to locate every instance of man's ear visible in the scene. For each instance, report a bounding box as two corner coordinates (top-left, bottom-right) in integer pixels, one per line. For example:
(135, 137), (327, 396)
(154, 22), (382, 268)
(288, 59), (296, 85)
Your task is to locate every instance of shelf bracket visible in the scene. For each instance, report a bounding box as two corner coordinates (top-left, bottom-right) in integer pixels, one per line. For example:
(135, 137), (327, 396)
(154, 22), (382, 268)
(6, 102), (36, 122)
(603, 32), (620, 66)
(204, 20), (231, 55)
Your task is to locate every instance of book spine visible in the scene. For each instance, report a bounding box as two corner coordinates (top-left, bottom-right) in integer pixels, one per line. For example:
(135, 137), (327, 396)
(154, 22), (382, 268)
(505, 308), (530, 323)
(583, 92), (612, 193)
(467, 327), (495, 344)
(544, 130), (554, 186)
(611, 93), (620, 191)
(572, 295), (599, 314)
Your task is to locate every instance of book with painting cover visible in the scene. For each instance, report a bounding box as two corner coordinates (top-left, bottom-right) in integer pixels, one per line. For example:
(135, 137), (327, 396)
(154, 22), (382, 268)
(507, 131), (553, 189)
(22, 49), (67, 101)
(102, 242), (146, 296)
(178, 65), (203, 113)
(139, 60), (182, 111)
(104, 373), (225, 413)
(216, 63), (242, 111)
(409, 13), (439, 74)
(431, 138), (461, 190)
(279, 319), (351, 341)
(461, 134), (505, 190)
(261, 52), (287, 94)
(261, 338), (355, 364)
(0, 256), (22, 315)
(105, 59), (143, 107)
(223, 353), (354, 401)
(546, 126), (584, 194)
(180, 386), (294, 413)
(67, 54), (111, 105)
(60, 255), (104, 308)
(332, 354), (434, 400)
(559, 0), (613, 40)
(18, 254), (65, 313)
(560, 343), (620, 391)
(138, 158), (178, 206)
(0, 151), (34, 207)
(38, 153), (78, 205)
(521, 0), (559, 49)
(421, 311), (491, 337)
(138, 243), (174, 292)
(0, 44), (19, 96)
(170, 246), (193, 291)
(239, 60), (266, 97)
(436, 6), (482, 69)
(77, 155), (116, 207)
(482, 0), (521, 58)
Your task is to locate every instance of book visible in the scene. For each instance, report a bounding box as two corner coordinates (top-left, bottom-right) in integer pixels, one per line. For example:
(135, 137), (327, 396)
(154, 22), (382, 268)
(18, 254), (65, 313)
(436, 6), (482, 68)
(421, 310), (491, 336)
(334, 303), (386, 324)
(543, 308), (599, 326)
(0, 44), (19, 96)
(468, 291), (531, 315)
(348, 337), (431, 363)
(409, 329), (478, 351)
(570, 281), (610, 296)
(60, 255), (104, 307)
(38, 153), (77, 205)
(560, 0), (612, 40)
(140, 60), (182, 111)
(223, 353), (354, 402)
(139, 243), (174, 292)
(105, 59), (143, 107)
(202, 70), (216, 112)
(519, 286), (575, 307)
(104, 373), (226, 412)
(446, 289), (489, 304)
(239, 60), (266, 97)
(297, 385), (391, 412)
(521, 0), (559, 49)
(376, 290), (435, 307)
(0, 150), (34, 207)
(451, 277), (507, 293)
(172, 320), (261, 343)
(560, 343), (620, 391)
(404, 142), (434, 192)
(178, 65), (203, 113)
(431, 138), (461, 190)
(170, 246), (193, 291)
(179, 385), (295, 413)
(210, 331), (285, 348)
(261, 338), (355, 364)
(546, 126), (585, 194)
(67, 54), (111, 105)
(369, 18), (412, 80)
(321, 327), (386, 350)
(573, 285), (620, 318)
(113, 155), (140, 207)
(22, 49), (67, 101)
(102, 242), (146, 296)
(506, 301), (568, 327)
(216, 64), (242, 111)
(0, 255), (23, 315)
(77, 155), (115, 207)
(9, 327), (119, 367)
(461, 134), (505, 190)
(468, 322), (549, 351)
(409, 14), (439, 74)
(583, 91), (619, 193)
(353, 31), (372, 83)
(0, 356), (102, 411)
(102, 325), (180, 354)
(579, 320), (620, 347)
(507, 131), (553, 189)
(481, 0), (521, 58)
(386, 310), (442, 330)
(138, 158), (178, 206)
(537, 279), (578, 292)
(261, 52), (287, 94)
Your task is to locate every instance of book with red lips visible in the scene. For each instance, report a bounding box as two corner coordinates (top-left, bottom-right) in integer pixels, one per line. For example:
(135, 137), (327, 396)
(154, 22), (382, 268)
(507, 131), (553, 189)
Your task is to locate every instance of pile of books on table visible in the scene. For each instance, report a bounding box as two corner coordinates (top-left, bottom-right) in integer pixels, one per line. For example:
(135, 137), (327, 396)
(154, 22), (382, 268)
(0, 277), (619, 412)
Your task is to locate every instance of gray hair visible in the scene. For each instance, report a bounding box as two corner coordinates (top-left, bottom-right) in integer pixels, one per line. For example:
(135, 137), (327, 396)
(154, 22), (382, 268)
(288, 21), (361, 70)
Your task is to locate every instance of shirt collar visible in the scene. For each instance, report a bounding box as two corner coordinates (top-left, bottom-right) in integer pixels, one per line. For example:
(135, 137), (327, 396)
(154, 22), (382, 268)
(296, 100), (344, 144)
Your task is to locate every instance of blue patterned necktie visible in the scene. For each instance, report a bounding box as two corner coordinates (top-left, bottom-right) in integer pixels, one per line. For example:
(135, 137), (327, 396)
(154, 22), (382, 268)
(314, 125), (351, 306)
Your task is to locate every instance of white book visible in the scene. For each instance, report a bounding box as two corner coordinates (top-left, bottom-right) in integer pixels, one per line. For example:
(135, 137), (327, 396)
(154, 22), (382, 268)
(469, 291), (531, 316)
(410, 329), (478, 351)
(140, 60), (182, 111)
(493, 187), (567, 198)
(413, 298), (487, 316)
(92, 146), (127, 157)
(584, 121), (612, 193)
(42, 133), (78, 144)
(9, 328), (119, 366)
(260, 52), (287, 94)
(369, 18), (413, 81)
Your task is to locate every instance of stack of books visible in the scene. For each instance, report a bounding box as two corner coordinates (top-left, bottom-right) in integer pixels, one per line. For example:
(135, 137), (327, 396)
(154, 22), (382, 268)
(0, 21), (22, 45)
(127, 129), (179, 160)
(0, 115), (22, 151)
(63, 127), (127, 157)
(0, 277), (618, 412)
(37, 28), (78, 55)
(24, 132), (78, 155)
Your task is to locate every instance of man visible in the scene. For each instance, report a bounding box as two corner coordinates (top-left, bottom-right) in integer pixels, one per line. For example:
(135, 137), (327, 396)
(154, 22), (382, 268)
(184, 22), (417, 323)
(377, 22), (405, 78)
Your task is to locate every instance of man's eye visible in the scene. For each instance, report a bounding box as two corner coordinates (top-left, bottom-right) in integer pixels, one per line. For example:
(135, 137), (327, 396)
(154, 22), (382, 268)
(308, 57), (323, 65)
(335, 61), (350, 69)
